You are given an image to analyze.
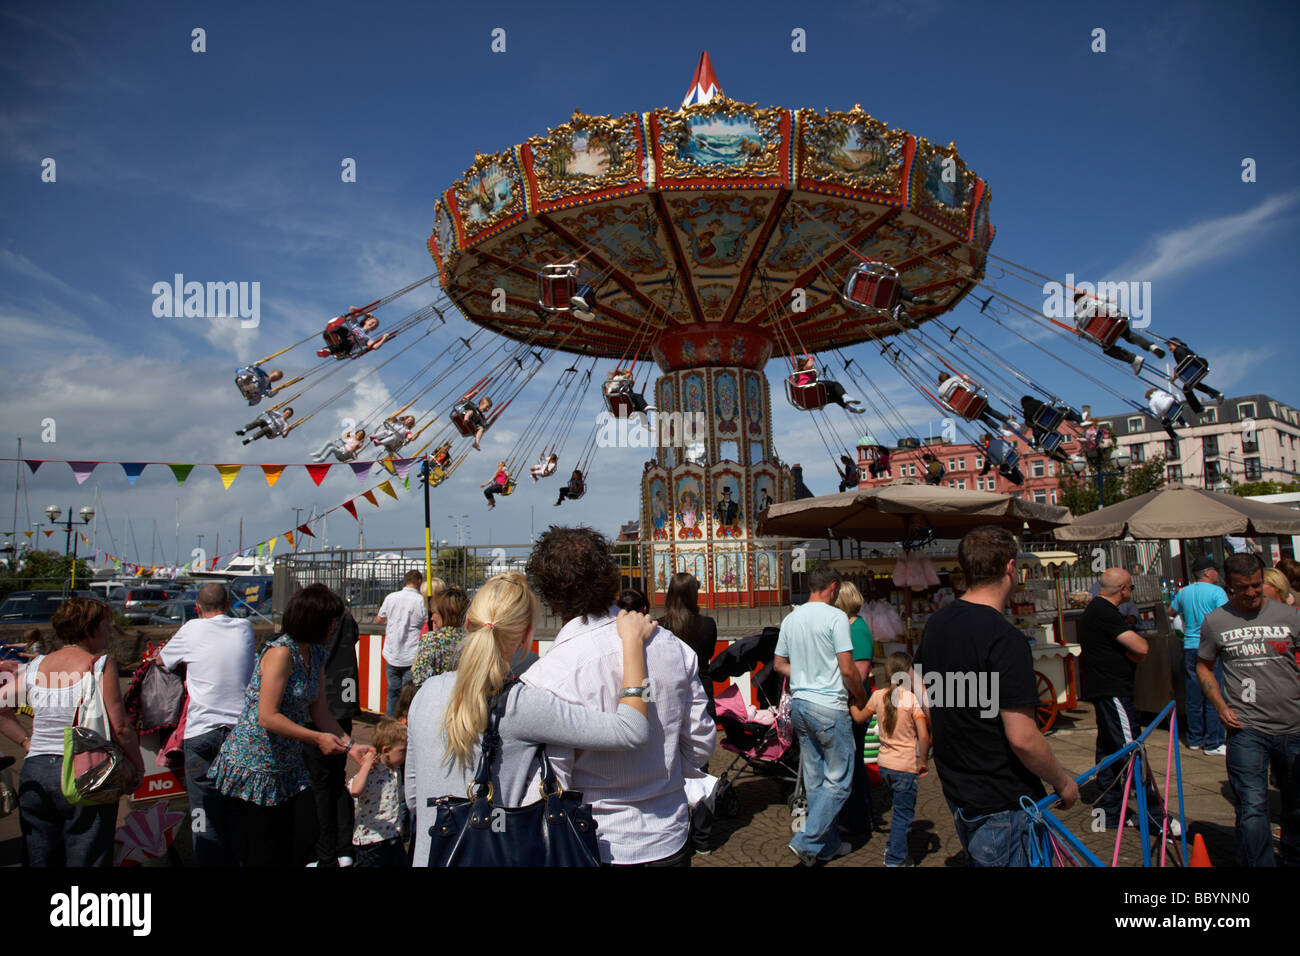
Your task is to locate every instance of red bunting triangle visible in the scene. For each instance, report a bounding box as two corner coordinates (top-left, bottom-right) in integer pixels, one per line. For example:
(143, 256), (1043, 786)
(305, 464), (330, 487)
(25, 460), (43, 474)
(296, 523), (315, 538)
(342, 500), (358, 520)
(43, 529), (54, 537)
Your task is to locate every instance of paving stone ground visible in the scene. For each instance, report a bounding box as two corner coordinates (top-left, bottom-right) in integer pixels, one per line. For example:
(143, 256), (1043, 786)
(0, 703), (1268, 867)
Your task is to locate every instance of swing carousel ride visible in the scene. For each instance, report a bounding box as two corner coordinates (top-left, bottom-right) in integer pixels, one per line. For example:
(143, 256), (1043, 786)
(235, 53), (1222, 609)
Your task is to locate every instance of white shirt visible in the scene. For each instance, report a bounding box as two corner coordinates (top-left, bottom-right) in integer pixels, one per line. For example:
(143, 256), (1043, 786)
(1147, 389), (1176, 419)
(521, 607), (715, 864)
(158, 614), (256, 739)
(378, 586), (427, 668)
(938, 375), (967, 403)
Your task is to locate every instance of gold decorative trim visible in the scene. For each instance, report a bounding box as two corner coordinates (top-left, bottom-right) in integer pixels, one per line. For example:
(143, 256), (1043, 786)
(451, 149), (525, 236)
(911, 138), (978, 225)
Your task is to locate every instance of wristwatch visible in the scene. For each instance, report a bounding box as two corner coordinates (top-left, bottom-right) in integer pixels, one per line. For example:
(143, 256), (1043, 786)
(620, 686), (648, 699)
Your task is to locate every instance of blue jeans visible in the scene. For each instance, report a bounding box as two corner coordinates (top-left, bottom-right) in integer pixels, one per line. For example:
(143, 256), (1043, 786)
(879, 767), (918, 866)
(789, 698), (854, 860)
(947, 798), (1032, 867)
(18, 754), (117, 867)
(184, 726), (240, 867)
(1183, 649), (1225, 749)
(385, 664), (412, 717)
(1225, 727), (1300, 867)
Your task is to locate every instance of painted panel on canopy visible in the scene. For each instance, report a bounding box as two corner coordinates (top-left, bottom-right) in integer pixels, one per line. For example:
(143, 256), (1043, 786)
(674, 546), (708, 585)
(714, 548), (746, 591)
(765, 197), (866, 272)
(666, 193), (772, 272)
(798, 108), (909, 201)
(454, 149), (527, 241)
(526, 111), (644, 204)
(710, 467), (745, 539)
(713, 370), (740, 437)
(674, 471), (705, 539)
(647, 476), (671, 541)
(655, 103), (787, 182)
(910, 139), (980, 238)
(548, 198), (670, 275)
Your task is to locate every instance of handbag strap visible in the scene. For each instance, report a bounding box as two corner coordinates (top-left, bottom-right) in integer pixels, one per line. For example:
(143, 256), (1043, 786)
(470, 676), (520, 793)
(73, 655), (109, 728)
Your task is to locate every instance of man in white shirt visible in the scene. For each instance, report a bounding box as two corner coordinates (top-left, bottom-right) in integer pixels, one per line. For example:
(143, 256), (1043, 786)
(376, 570), (426, 716)
(158, 582), (255, 867)
(523, 527), (715, 866)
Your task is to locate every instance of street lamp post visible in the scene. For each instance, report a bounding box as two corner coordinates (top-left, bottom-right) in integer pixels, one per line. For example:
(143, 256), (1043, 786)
(45, 504), (94, 592)
(1069, 444), (1131, 508)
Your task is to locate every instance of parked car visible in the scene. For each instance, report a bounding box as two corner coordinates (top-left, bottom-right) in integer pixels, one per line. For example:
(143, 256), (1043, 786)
(148, 600), (202, 627)
(111, 587), (171, 622)
(0, 590), (96, 627)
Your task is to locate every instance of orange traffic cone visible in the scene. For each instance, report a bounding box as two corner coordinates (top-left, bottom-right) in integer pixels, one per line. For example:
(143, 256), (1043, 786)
(1189, 833), (1212, 867)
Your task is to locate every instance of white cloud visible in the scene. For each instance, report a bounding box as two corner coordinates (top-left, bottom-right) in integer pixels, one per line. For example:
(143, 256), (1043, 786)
(1108, 190), (1300, 284)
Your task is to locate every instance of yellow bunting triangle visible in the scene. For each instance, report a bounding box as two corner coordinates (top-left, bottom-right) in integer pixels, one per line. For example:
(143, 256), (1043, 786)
(261, 465), (286, 489)
(24, 531), (33, 539)
(379, 458), (397, 476)
(268, 537), (277, 555)
(283, 530), (295, 549)
(377, 480), (398, 500)
(215, 464), (241, 489)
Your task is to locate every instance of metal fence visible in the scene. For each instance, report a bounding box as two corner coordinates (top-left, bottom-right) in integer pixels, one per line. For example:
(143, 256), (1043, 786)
(274, 542), (803, 636)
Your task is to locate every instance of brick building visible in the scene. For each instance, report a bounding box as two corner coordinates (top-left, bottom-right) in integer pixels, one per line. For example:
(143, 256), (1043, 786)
(856, 429), (1084, 506)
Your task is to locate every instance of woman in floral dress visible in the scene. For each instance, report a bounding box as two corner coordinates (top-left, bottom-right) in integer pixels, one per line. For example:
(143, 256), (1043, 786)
(411, 587), (469, 688)
(210, 584), (374, 866)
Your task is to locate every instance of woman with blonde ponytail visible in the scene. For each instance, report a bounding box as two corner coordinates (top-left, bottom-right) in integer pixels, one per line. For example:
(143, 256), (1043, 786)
(404, 572), (657, 866)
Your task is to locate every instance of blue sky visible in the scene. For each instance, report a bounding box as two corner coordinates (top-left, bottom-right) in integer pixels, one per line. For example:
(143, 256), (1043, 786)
(2, 0), (1298, 567)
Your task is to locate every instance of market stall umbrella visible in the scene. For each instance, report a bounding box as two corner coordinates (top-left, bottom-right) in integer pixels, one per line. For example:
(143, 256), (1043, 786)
(1052, 483), (1300, 541)
(755, 480), (1072, 541)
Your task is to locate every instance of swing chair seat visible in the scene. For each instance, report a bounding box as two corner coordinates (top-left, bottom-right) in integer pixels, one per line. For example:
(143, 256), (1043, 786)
(945, 385), (988, 420)
(499, 479), (517, 497)
(427, 466), (449, 487)
(1174, 354), (1209, 388)
(538, 264), (578, 312)
(1080, 312), (1126, 349)
(1030, 404), (1068, 433)
(784, 376), (828, 411)
(1038, 432), (1063, 455)
(320, 317), (368, 360)
(451, 404), (484, 438)
(842, 261), (902, 313)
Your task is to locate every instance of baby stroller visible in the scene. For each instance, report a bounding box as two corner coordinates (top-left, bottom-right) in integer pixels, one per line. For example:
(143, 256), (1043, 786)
(707, 628), (804, 825)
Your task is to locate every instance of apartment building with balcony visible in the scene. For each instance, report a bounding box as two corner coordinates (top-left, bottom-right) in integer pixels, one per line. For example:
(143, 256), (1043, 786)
(1091, 394), (1300, 490)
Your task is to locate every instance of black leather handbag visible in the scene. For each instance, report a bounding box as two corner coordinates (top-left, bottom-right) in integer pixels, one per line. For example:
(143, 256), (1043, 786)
(425, 678), (602, 867)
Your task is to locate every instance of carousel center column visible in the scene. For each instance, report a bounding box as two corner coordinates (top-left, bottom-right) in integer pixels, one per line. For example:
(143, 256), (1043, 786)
(641, 323), (793, 610)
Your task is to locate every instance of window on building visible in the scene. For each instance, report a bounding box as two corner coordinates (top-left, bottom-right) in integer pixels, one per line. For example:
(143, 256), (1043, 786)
(1127, 416), (1144, 432)
(1202, 408), (1218, 424)
(1050, 490), (1058, 504)
(1164, 438), (1179, 458)
(948, 459), (957, 472)
(1242, 433), (1259, 454)
(1238, 402), (1257, 420)
(1245, 457), (1262, 480)
(1033, 490), (1048, 504)
(956, 479), (966, 490)
(975, 456), (984, 469)
(1205, 461), (1222, 487)
(1167, 464), (1182, 482)
(1203, 435), (1219, 459)
(958, 458), (966, 471)
(1130, 444), (1145, 463)
(1032, 459), (1045, 478)
(1047, 460), (1056, 476)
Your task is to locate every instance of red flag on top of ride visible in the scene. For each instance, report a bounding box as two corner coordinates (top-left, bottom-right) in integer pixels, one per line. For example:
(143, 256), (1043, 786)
(682, 51), (722, 108)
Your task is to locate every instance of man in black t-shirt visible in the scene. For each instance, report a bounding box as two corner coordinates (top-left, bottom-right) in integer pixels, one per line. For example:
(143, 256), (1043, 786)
(1078, 569), (1172, 836)
(915, 526), (1078, 866)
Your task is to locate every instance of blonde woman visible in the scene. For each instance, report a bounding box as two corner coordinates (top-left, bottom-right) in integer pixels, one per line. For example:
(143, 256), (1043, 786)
(833, 579), (877, 833)
(404, 572), (656, 866)
(1262, 567), (1294, 606)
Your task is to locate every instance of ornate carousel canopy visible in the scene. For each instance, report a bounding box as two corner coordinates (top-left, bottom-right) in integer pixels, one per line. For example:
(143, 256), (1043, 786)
(428, 88), (994, 363)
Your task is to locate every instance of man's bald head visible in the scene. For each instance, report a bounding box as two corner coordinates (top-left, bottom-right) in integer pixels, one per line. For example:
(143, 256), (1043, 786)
(1099, 568), (1131, 596)
(196, 582), (230, 614)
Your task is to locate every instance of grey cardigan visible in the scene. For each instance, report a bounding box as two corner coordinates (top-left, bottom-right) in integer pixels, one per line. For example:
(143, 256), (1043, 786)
(404, 672), (649, 866)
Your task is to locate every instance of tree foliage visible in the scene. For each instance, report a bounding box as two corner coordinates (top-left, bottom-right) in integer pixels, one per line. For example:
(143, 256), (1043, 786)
(1058, 454), (1168, 516)
(1232, 479), (1300, 497)
(0, 550), (93, 602)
